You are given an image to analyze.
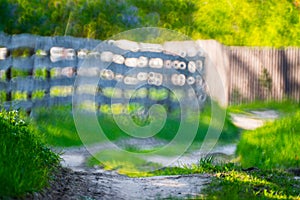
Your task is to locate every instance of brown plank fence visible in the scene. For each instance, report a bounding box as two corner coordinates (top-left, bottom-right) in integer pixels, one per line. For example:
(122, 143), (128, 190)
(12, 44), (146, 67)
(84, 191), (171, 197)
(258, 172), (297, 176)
(228, 46), (300, 104)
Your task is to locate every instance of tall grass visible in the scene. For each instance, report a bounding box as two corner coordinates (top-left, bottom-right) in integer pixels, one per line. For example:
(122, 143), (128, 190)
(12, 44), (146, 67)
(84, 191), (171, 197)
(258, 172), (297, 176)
(237, 110), (300, 169)
(0, 110), (60, 197)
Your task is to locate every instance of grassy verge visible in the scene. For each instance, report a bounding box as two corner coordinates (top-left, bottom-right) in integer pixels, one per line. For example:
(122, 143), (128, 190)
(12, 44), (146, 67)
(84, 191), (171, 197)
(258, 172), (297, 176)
(153, 159), (299, 199)
(33, 102), (238, 147)
(86, 101), (300, 199)
(228, 100), (300, 115)
(203, 167), (300, 199)
(204, 102), (300, 199)
(91, 155), (300, 199)
(87, 149), (162, 177)
(237, 110), (300, 170)
(0, 109), (60, 198)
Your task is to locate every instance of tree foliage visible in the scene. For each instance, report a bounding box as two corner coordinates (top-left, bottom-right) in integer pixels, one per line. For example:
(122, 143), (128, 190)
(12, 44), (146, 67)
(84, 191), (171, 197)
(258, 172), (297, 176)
(0, 0), (299, 47)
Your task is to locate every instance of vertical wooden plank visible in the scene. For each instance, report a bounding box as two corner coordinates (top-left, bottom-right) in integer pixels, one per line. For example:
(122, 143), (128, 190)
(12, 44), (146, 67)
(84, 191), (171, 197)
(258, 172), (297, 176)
(293, 48), (300, 101)
(268, 48), (273, 101)
(5, 67), (11, 102)
(256, 47), (260, 101)
(245, 47), (249, 102)
(237, 47), (241, 104)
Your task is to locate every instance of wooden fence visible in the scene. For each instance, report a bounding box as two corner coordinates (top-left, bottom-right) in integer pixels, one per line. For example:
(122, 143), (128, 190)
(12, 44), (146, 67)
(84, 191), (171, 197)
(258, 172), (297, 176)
(0, 33), (206, 114)
(228, 47), (300, 104)
(0, 33), (299, 113)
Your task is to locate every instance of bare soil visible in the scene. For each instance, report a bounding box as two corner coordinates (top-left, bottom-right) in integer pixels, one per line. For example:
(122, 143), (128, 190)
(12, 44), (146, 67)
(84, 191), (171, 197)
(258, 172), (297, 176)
(25, 167), (211, 200)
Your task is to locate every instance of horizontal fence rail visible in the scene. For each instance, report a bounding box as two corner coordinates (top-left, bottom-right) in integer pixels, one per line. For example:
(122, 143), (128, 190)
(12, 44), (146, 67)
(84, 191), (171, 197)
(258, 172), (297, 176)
(0, 33), (207, 114)
(1, 33), (299, 112)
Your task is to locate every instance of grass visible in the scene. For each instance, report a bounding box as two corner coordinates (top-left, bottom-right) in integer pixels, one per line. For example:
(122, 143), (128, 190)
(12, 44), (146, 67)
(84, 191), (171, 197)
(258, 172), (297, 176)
(34, 101), (238, 178)
(32, 101), (238, 147)
(0, 109), (60, 198)
(88, 154), (300, 199)
(33, 105), (110, 147)
(85, 100), (300, 199)
(33, 105), (134, 147)
(202, 101), (300, 199)
(237, 110), (300, 169)
(11, 47), (33, 58)
(228, 99), (300, 115)
(151, 158), (299, 199)
(3, 99), (299, 198)
(87, 149), (162, 177)
(203, 168), (300, 200)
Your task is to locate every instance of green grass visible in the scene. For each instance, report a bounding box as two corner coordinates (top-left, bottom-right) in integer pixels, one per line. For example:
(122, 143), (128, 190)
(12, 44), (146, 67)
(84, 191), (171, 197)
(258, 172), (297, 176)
(0, 109), (60, 198)
(33, 105), (105, 146)
(85, 101), (300, 199)
(88, 154), (300, 199)
(34, 68), (47, 79)
(32, 90), (45, 100)
(237, 110), (300, 169)
(87, 149), (162, 177)
(228, 100), (300, 115)
(151, 158), (299, 199)
(203, 168), (300, 200)
(11, 68), (30, 78)
(12, 90), (27, 100)
(155, 101), (238, 143)
(33, 105), (133, 147)
(11, 47), (33, 58)
(33, 101), (238, 147)
(0, 91), (6, 102)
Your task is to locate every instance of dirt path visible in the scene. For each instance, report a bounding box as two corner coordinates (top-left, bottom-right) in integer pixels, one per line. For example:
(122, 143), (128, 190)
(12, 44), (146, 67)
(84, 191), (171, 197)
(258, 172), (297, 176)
(28, 167), (211, 200)
(58, 110), (279, 171)
(27, 110), (279, 200)
(230, 110), (279, 130)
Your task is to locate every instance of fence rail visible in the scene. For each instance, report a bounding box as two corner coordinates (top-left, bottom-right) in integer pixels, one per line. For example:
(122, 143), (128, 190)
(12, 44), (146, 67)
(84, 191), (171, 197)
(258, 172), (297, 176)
(0, 33), (206, 114)
(0, 33), (299, 113)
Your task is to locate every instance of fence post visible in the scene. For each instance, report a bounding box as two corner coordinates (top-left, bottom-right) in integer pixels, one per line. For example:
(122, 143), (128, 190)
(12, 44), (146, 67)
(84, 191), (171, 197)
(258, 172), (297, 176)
(5, 67), (11, 102)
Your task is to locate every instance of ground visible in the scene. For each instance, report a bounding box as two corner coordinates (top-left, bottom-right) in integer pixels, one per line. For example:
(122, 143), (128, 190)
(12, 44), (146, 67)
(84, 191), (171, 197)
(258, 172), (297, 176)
(24, 110), (281, 200)
(25, 167), (211, 200)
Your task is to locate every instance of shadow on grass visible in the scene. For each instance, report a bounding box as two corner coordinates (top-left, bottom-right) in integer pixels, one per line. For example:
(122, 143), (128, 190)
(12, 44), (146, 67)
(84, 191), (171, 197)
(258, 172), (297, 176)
(32, 102), (239, 147)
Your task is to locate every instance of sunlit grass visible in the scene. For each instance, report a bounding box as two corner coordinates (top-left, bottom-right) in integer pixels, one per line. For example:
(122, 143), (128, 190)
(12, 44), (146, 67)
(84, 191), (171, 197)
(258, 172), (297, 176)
(88, 153), (300, 199)
(12, 91), (27, 100)
(33, 105), (122, 147)
(237, 110), (300, 169)
(0, 110), (60, 198)
(33, 101), (238, 147)
(228, 99), (300, 115)
(87, 149), (162, 177)
(203, 169), (300, 200)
